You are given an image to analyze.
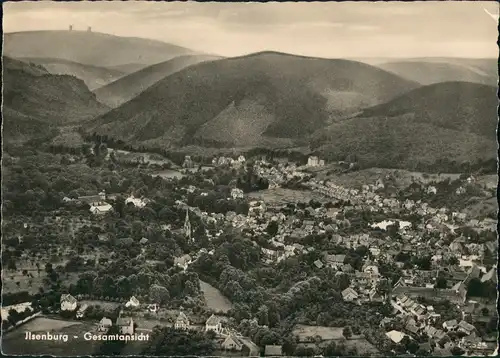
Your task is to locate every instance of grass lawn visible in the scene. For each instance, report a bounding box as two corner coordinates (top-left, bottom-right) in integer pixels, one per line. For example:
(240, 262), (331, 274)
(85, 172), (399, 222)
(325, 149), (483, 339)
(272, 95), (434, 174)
(304, 338), (380, 356)
(199, 280), (233, 313)
(2, 317), (101, 356)
(292, 325), (380, 355)
(292, 325), (345, 341)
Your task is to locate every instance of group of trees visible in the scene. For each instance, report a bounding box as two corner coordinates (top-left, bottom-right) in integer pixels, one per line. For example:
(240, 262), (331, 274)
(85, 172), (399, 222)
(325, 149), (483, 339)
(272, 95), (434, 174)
(2, 305), (36, 331)
(236, 162), (270, 193)
(141, 327), (216, 356)
(68, 265), (201, 305)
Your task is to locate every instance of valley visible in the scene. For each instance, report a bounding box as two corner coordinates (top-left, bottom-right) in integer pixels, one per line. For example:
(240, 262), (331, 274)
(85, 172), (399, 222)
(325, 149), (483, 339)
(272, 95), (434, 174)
(2, 3), (498, 356)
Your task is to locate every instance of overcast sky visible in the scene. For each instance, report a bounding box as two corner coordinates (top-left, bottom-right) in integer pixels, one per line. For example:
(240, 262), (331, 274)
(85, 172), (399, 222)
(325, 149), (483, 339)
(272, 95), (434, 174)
(3, 1), (498, 58)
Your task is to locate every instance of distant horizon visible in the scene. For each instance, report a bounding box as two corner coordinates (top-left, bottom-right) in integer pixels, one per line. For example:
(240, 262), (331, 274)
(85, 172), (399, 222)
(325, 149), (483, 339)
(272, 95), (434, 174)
(4, 29), (498, 62)
(3, 1), (498, 59)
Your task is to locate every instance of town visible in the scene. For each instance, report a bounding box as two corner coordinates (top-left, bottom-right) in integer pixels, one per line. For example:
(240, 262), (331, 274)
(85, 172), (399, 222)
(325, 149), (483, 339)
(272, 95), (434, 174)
(1, 142), (497, 357)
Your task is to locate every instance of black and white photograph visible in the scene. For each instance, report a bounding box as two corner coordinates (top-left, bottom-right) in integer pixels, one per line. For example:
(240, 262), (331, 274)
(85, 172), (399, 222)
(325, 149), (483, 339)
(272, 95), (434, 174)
(1, 0), (498, 356)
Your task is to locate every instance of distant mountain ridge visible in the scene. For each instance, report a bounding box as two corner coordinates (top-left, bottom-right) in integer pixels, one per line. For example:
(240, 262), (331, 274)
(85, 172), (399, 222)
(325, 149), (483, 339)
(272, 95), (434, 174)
(376, 60), (497, 86)
(17, 57), (126, 90)
(3, 56), (110, 142)
(3, 30), (200, 67)
(94, 54), (224, 108)
(312, 81), (497, 170)
(87, 51), (418, 147)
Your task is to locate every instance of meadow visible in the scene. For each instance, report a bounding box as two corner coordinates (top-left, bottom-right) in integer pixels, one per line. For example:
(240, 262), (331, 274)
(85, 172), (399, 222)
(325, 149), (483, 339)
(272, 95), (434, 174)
(199, 280), (233, 313)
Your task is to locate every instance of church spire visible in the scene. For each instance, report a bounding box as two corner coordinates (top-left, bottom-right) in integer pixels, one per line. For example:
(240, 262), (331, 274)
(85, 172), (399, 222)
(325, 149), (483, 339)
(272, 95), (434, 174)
(184, 208), (192, 240)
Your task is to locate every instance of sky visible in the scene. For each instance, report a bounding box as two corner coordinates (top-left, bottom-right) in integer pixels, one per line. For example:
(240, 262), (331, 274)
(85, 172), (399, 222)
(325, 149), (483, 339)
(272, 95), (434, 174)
(3, 1), (499, 58)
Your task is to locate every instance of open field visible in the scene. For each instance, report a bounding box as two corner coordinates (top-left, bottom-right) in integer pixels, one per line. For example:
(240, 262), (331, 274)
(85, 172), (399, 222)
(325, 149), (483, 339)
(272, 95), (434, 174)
(2, 317), (101, 356)
(318, 168), (462, 189)
(294, 325), (380, 355)
(51, 127), (85, 148)
(292, 324), (346, 341)
(302, 338), (380, 355)
(246, 188), (328, 206)
(324, 168), (498, 191)
(199, 280), (233, 313)
(151, 169), (185, 179)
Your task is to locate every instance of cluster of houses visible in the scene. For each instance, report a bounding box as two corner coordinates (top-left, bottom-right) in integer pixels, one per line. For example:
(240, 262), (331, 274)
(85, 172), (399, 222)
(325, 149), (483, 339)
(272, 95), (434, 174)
(307, 156), (325, 167)
(173, 311), (259, 354)
(62, 190), (152, 216)
(382, 289), (497, 355)
(211, 155), (246, 167)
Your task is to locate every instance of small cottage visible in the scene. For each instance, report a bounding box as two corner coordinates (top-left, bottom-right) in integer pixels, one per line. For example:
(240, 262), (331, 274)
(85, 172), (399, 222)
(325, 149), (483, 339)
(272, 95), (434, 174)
(205, 314), (222, 334)
(98, 317), (113, 332)
(60, 294), (78, 311)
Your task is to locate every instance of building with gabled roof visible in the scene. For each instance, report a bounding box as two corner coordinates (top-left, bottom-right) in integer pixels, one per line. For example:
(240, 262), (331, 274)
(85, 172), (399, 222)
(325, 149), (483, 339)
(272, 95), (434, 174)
(221, 334), (244, 351)
(98, 317), (112, 332)
(125, 296), (140, 308)
(386, 330), (406, 344)
(442, 319), (458, 331)
(481, 267), (497, 283)
(175, 311), (190, 330)
(116, 316), (134, 335)
(60, 294), (77, 311)
(205, 314), (222, 334)
(457, 320), (476, 335)
(341, 287), (359, 302)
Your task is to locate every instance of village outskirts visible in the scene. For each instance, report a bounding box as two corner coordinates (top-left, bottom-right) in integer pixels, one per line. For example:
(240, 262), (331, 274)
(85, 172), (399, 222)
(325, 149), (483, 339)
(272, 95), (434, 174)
(2, 148), (497, 357)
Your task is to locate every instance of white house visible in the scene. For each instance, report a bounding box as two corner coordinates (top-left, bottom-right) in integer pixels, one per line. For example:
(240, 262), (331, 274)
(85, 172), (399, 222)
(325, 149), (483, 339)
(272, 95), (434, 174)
(147, 303), (159, 313)
(117, 316), (134, 335)
(175, 311), (190, 330)
(125, 296), (140, 308)
(205, 314), (223, 334)
(60, 294), (78, 311)
(174, 254), (192, 271)
(442, 319), (458, 331)
(98, 317), (113, 332)
(230, 188), (244, 200)
(308, 156), (322, 167)
(341, 287), (359, 302)
(386, 330), (406, 344)
(89, 203), (113, 215)
(125, 195), (149, 208)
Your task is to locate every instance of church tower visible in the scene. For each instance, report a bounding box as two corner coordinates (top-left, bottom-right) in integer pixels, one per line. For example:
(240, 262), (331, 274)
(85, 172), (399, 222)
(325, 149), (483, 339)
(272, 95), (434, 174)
(184, 209), (192, 241)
